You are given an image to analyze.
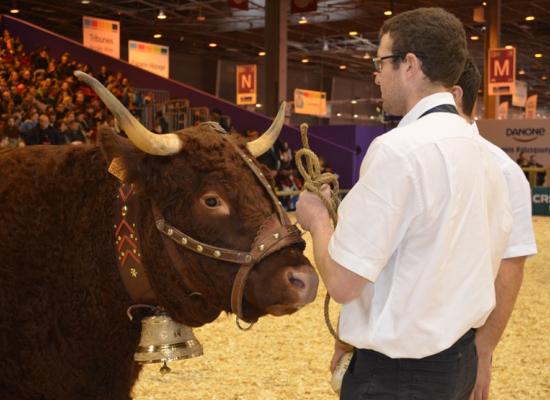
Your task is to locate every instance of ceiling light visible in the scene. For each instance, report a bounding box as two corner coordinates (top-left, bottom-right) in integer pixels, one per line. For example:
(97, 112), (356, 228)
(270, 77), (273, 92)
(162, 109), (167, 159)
(301, 58), (309, 63)
(482, 1), (487, 5)
(81, 0), (91, 3)
(339, 65), (347, 70)
(353, 114), (358, 118)
(518, 69), (526, 75)
(299, 16), (308, 24)
(157, 10), (167, 20)
(470, 35), (480, 41)
(10, 8), (20, 13)
(208, 42), (218, 48)
(255, 103), (262, 108)
(384, 10), (393, 16)
(542, 75), (548, 81)
(525, 16), (535, 21)
(505, 45), (514, 49)
(258, 51), (266, 56)
(363, 53), (371, 59)
(351, 99), (357, 104)
(349, 31), (358, 36)
(153, 33), (162, 39)
(336, 113), (342, 117)
(534, 53), (543, 58)
(196, 14), (206, 22)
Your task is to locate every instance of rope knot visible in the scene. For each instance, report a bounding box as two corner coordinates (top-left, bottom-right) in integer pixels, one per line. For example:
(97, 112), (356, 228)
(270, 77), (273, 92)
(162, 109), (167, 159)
(295, 123), (340, 226)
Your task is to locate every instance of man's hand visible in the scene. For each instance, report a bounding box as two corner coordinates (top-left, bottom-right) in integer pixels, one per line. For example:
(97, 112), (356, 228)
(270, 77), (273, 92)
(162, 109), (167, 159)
(469, 347), (492, 400)
(296, 184), (332, 231)
(330, 339), (354, 373)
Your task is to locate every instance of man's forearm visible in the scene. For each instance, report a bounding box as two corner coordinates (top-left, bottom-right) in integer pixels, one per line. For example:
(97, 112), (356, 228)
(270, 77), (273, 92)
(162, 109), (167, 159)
(309, 219), (368, 304)
(475, 257), (526, 356)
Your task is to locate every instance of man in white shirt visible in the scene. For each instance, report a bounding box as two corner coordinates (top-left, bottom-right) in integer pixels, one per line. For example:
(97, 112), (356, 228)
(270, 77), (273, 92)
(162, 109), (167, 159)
(296, 8), (512, 400)
(450, 58), (537, 400)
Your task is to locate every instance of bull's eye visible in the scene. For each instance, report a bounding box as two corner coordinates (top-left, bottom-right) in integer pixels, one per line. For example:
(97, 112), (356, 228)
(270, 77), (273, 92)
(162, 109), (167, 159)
(204, 197), (221, 207)
(199, 191), (230, 216)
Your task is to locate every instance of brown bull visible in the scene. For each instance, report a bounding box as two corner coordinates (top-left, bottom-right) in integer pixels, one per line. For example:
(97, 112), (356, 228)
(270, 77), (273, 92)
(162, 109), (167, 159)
(0, 72), (318, 400)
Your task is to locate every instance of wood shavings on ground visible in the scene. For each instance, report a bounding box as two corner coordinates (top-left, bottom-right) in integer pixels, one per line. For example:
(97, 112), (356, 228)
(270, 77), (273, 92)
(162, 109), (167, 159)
(132, 216), (550, 400)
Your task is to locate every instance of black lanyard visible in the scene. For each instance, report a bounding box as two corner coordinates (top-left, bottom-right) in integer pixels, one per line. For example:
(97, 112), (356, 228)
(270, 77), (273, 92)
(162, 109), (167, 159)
(418, 104), (459, 120)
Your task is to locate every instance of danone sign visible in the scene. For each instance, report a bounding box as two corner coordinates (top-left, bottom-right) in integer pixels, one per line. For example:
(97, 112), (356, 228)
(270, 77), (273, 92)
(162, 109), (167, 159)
(477, 119), (550, 167)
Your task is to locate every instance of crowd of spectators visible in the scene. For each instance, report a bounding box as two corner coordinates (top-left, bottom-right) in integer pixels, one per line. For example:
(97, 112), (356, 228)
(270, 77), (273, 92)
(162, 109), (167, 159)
(0, 29), (137, 149)
(0, 28), (333, 209)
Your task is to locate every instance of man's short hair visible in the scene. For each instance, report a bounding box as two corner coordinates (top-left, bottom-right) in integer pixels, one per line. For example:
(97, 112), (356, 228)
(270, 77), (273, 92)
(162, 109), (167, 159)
(380, 7), (467, 88)
(456, 58), (481, 117)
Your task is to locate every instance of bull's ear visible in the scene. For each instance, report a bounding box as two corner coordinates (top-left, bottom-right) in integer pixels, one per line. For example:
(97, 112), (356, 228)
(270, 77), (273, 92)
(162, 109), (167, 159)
(98, 127), (144, 183)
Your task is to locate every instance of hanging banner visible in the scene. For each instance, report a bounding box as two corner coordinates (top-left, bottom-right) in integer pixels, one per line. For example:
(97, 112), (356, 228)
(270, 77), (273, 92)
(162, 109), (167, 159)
(82, 16), (120, 58)
(477, 118), (550, 171)
(512, 80), (528, 107)
(236, 64), (257, 105)
(498, 101), (509, 120)
(128, 40), (169, 78)
(525, 94), (538, 119)
(294, 88), (327, 117)
(488, 47), (516, 95)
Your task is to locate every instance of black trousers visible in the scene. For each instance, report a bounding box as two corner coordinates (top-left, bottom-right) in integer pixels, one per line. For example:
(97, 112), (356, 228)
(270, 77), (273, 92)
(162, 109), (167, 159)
(340, 329), (477, 400)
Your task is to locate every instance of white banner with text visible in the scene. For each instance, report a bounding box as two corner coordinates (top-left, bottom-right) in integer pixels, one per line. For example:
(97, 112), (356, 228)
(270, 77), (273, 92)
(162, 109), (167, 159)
(128, 40), (169, 78)
(477, 118), (550, 168)
(82, 16), (120, 59)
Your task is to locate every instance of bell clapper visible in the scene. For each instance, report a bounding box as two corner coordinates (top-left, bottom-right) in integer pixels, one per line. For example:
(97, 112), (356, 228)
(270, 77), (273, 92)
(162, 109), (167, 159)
(160, 361), (171, 375)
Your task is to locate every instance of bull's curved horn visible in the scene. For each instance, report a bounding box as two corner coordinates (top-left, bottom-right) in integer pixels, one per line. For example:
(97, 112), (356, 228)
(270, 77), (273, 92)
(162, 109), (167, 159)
(246, 101), (286, 157)
(74, 71), (182, 156)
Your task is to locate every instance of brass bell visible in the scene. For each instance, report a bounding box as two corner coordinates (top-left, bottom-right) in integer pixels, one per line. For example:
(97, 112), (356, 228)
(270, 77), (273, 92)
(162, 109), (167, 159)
(134, 311), (203, 373)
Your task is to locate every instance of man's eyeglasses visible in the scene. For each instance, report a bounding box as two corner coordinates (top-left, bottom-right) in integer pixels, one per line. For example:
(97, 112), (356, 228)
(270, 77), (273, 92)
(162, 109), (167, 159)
(372, 54), (404, 72)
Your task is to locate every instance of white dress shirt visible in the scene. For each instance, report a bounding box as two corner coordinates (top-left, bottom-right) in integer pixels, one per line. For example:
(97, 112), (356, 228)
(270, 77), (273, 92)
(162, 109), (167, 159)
(329, 92), (512, 358)
(472, 123), (537, 260)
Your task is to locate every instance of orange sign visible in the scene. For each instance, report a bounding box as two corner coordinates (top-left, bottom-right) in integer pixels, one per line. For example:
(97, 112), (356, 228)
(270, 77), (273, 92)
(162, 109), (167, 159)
(236, 64), (257, 105)
(294, 88), (327, 117)
(488, 47), (516, 95)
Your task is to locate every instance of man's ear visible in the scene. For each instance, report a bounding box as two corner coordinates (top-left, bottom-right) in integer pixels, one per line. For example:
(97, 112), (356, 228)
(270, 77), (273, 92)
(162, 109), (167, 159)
(403, 52), (422, 75)
(97, 126), (144, 183)
(450, 85), (464, 110)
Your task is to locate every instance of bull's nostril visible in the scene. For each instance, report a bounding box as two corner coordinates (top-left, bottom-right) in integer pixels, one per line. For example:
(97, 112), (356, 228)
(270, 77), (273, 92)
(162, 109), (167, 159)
(289, 275), (305, 289)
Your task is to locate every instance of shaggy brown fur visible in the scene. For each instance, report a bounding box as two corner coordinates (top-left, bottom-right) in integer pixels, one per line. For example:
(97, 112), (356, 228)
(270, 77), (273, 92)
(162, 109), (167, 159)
(0, 125), (316, 400)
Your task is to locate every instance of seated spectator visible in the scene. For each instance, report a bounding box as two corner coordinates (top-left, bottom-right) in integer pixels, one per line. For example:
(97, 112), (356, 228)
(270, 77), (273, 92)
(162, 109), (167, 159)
(19, 111), (39, 133)
(65, 120), (86, 144)
(154, 110), (169, 134)
(4, 116), (20, 147)
(21, 113), (62, 145)
(97, 65), (109, 85)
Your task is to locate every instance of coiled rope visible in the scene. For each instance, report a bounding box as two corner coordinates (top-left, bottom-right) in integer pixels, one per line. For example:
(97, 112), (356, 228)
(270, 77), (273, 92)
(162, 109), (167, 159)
(294, 123), (340, 339)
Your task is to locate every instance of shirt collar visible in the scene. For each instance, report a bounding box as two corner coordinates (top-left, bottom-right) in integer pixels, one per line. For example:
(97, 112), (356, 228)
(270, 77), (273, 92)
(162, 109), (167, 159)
(397, 92), (457, 128)
(470, 121), (480, 136)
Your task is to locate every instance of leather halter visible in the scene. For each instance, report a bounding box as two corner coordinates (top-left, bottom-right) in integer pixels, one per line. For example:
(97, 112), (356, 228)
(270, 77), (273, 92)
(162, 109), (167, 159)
(152, 136), (305, 321)
(113, 134), (305, 323)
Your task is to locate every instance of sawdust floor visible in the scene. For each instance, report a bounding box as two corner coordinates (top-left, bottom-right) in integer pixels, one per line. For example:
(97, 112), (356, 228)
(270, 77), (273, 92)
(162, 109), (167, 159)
(133, 216), (550, 400)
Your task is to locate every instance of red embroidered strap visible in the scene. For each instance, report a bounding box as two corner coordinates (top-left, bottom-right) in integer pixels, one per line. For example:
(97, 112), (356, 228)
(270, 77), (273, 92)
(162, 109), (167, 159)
(114, 184), (156, 304)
